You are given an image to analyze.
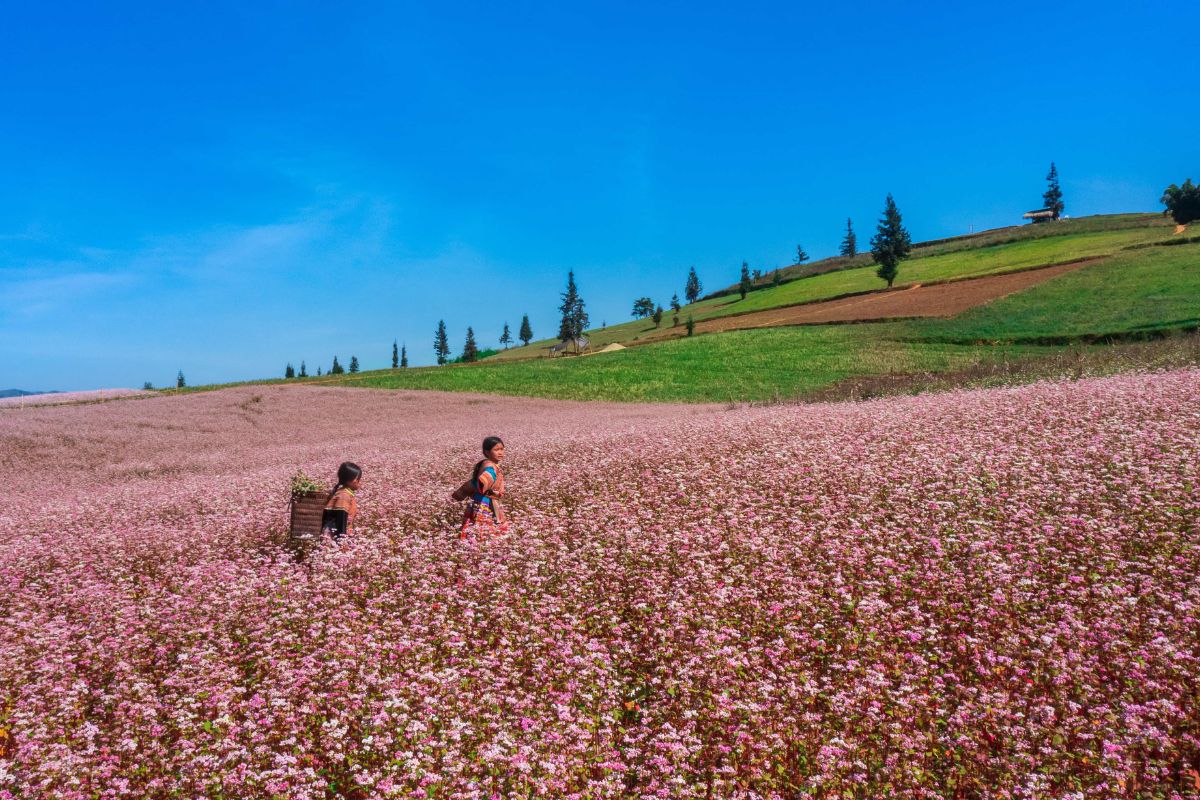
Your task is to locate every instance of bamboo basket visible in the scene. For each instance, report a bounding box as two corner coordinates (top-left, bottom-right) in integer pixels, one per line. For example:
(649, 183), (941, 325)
(287, 489), (328, 558)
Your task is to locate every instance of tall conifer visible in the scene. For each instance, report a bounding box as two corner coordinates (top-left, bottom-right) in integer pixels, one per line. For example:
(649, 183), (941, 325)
(685, 266), (702, 304)
(462, 327), (479, 362)
(1043, 162), (1064, 219)
(840, 218), (857, 257)
(434, 320), (450, 365)
(870, 194), (912, 288)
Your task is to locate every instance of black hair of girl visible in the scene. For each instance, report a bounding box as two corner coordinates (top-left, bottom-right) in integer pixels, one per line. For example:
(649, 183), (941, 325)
(329, 461), (362, 501)
(473, 437), (504, 480)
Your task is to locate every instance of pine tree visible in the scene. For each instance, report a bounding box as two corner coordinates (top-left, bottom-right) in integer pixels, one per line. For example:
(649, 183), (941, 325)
(1043, 162), (1064, 220)
(519, 314), (533, 346)
(685, 316), (695, 336)
(331, 356), (344, 375)
(840, 218), (857, 257)
(285, 363), (295, 379)
(348, 356), (359, 373)
(738, 261), (752, 300)
(434, 320), (450, 365)
(392, 340), (399, 369)
(299, 360), (307, 378)
(685, 266), (702, 304)
(317, 366), (322, 377)
(400, 344), (408, 368)
(670, 293), (681, 327)
(500, 322), (512, 349)
(796, 244), (809, 265)
(462, 327), (479, 362)
(870, 194), (912, 288)
(773, 268), (782, 288)
(652, 305), (664, 328)
(558, 271), (588, 343)
(176, 370), (186, 388)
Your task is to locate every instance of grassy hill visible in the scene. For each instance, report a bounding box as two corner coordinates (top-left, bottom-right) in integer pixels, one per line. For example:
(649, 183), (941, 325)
(487, 213), (1178, 359)
(169, 214), (1198, 404)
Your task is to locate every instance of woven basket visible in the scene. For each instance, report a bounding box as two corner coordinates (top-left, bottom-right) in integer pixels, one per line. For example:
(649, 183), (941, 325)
(287, 490), (328, 558)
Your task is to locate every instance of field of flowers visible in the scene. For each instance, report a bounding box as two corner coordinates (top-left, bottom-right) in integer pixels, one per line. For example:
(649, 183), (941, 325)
(0, 389), (154, 409)
(1, 374), (1198, 798)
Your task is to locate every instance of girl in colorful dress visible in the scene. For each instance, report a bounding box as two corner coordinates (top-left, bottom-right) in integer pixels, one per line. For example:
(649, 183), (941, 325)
(323, 461), (362, 541)
(451, 436), (507, 536)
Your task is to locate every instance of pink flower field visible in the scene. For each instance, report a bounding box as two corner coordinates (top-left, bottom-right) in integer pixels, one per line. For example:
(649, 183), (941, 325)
(1, 374), (1198, 799)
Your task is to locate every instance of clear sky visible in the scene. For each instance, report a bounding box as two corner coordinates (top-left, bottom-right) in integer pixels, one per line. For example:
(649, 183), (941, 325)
(2, 1), (1197, 390)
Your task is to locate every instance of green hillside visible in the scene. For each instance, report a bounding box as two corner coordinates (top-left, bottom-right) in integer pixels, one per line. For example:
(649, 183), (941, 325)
(316, 237), (1198, 403)
(489, 213), (1176, 359)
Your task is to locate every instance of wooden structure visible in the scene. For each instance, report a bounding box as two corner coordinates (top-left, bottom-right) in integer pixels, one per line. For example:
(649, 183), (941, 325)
(287, 489), (327, 558)
(549, 337), (589, 357)
(1022, 208), (1057, 224)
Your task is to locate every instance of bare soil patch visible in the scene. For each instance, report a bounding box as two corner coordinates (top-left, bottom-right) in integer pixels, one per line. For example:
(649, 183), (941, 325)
(696, 258), (1102, 334)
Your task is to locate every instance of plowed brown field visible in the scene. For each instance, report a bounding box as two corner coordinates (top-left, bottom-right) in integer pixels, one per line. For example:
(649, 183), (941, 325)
(695, 258), (1101, 334)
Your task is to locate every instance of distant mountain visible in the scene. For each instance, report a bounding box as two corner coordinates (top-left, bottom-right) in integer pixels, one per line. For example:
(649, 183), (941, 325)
(0, 389), (59, 398)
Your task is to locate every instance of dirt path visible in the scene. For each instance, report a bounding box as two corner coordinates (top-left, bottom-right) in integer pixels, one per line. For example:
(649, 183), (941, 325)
(694, 258), (1102, 333)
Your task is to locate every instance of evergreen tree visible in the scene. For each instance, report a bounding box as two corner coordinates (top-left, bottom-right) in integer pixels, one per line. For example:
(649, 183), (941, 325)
(317, 366), (322, 377)
(652, 305), (664, 328)
(285, 363), (295, 379)
(462, 327), (479, 362)
(751, 268), (762, 281)
(348, 356), (359, 373)
(400, 344), (408, 368)
(1043, 162), (1064, 219)
(500, 322), (512, 349)
(392, 340), (399, 369)
(331, 356), (344, 375)
(299, 360), (307, 378)
(840, 218), (857, 257)
(870, 194), (912, 288)
(772, 268), (782, 288)
(685, 316), (695, 336)
(176, 370), (186, 388)
(557, 271), (588, 343)
(142, 381), (154, 390)
(670, 293), (681, 327)
(519, 314), (533, 346)
(434, 320), (450, 365)
(1162, 178), (1200, 224)
(738, 261), (752, 300)
(631, 297), (655, 318)
(685, 266), (702, 304)
(795, 244), (809, 265)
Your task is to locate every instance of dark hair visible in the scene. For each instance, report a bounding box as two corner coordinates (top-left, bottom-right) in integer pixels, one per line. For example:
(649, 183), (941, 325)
(473, 437), (504, 481)
(328, 461), (362, 502)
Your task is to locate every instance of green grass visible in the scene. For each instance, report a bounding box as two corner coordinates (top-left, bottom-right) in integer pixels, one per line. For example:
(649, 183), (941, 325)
(489, 215), (1177, 360)
(326, 327), (1044, 403)
(908, 241), (1200, 343)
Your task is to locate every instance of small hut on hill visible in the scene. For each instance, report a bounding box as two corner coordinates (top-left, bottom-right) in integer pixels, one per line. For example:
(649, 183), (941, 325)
(549, 337), (589, 357)
(1022, 208), (1057, 224)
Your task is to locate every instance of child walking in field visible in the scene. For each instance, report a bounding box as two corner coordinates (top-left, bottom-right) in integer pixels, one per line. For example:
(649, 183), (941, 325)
(451, 437), (507, 536)
(323, 461), (362, 542)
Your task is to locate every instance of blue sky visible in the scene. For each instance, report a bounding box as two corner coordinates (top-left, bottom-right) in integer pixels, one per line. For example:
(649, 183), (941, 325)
(2, 1), (1197, 390)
